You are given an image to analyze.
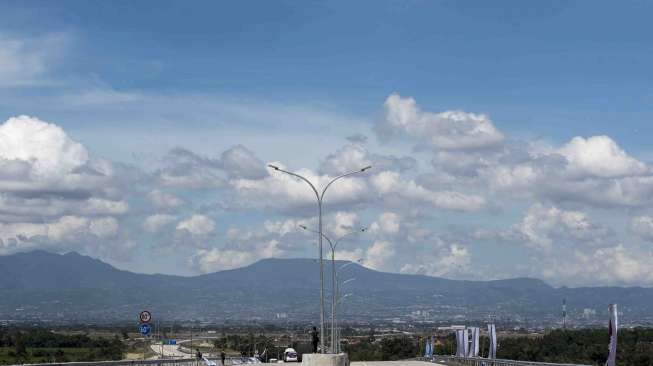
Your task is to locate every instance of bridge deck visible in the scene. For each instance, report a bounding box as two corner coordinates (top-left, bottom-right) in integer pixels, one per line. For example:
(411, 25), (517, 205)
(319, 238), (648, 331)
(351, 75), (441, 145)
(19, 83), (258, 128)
(352, 361), (444, 366)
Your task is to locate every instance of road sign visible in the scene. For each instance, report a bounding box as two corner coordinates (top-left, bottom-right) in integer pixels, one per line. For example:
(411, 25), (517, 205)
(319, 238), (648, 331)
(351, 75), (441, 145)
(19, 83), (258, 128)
(139, 323), (152, 337)
(168, 339), (177, 345)
(139, 310), (152, 323)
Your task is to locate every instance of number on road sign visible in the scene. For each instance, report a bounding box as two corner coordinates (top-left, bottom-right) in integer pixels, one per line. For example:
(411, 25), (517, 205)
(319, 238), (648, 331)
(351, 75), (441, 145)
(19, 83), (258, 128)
(139, 310), (152, 323)
(139, 323), (152, 336)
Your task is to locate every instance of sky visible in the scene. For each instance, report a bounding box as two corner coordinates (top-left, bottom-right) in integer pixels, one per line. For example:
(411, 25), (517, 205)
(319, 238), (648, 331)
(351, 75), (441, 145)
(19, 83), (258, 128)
(1, 0), (653, 286)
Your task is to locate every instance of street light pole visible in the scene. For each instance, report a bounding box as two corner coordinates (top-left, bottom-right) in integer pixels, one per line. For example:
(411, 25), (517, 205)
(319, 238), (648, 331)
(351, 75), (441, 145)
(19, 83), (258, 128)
(299, 226), (366, 353)
(336, 277), (356, 353)
(268, 164), (371, 353)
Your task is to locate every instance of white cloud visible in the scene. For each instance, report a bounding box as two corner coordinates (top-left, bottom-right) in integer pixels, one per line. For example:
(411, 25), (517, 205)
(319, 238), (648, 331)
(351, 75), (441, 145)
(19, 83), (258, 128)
(219, 145), (268, 179)
(631, 216), (653, 241)
(363, 240), (396, 270)
(400, 244), (471, 277)
(0, 115), (88, 179)
(371, 171), (486, 211)
(514, 203), (610, 251)
(369, 212), (401, 236)
(176, 214), (216, 236)
(380, 93), (504, 150)
(558, 136), (648, 178)
(538, 245), (653, 286)
(143, 214), (176, 234)
(147, 189), (184, 208)
(192, 240), (283, 272)
(232, 164), (370, 212)
(0, 215), (121, 255)
(320, 143), (416, 176)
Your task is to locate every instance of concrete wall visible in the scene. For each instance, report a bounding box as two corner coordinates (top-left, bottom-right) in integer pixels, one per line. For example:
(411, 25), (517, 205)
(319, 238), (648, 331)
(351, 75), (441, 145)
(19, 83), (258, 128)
(302, 353), (349, 366)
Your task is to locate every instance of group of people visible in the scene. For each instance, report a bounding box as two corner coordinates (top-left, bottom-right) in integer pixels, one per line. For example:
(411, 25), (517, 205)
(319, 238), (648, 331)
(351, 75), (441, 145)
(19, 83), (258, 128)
(196, 348), (226, 365)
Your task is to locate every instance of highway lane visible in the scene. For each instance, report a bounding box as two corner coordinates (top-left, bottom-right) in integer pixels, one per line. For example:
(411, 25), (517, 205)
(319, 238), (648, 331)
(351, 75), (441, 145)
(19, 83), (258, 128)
(352, 361), (443, 366)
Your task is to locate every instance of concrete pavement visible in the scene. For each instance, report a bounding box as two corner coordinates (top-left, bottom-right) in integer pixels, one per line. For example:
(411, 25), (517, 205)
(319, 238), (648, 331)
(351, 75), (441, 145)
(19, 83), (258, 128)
(352, 361), (443, 366)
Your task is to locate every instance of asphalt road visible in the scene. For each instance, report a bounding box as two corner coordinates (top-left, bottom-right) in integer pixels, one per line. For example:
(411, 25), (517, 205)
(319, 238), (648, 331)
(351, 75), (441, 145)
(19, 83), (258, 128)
(352, 361), (442, 366)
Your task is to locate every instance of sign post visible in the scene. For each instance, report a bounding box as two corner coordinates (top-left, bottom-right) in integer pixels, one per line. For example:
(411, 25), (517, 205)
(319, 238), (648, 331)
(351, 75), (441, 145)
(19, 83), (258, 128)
(139, 310), (152, 360)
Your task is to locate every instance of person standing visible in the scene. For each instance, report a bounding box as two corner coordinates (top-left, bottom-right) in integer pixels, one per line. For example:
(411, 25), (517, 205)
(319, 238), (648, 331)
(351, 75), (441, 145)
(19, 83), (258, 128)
(310, 326), (319, 353)
(220, 351), (226, 366)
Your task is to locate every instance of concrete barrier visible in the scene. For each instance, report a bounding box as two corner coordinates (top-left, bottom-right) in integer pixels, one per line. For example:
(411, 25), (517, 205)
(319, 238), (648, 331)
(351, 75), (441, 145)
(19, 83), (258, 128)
(302, 353), (349, 366)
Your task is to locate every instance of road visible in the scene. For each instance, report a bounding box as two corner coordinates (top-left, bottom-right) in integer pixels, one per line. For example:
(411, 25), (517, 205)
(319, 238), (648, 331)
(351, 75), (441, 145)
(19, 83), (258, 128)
(352, 361), (442, 366)
(150, 343), (190, 358)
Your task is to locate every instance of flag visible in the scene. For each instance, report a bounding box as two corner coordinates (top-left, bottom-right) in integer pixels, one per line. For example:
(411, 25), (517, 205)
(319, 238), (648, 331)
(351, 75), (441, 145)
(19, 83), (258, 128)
(471, 327), (480, 357)
(488, 324), (496, 359)
(606, 304), (618, 366)
(424, 337), (431, 358)
(462, 328), (469, 357)
(455, 329), (464, 357)
(429, 336), (435, 357)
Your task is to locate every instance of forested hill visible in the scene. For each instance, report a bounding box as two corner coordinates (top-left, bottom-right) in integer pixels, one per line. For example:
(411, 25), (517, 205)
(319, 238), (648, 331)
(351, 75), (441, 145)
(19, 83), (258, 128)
(1, 251), (652, 322)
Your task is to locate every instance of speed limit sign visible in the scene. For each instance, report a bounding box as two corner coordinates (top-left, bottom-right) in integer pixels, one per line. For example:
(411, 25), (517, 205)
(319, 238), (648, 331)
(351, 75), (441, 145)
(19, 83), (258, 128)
(139, 310), (152, 323)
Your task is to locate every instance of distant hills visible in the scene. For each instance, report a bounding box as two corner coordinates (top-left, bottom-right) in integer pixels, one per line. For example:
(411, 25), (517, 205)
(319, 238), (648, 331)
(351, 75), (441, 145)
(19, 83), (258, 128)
(1, 250), (652, 324)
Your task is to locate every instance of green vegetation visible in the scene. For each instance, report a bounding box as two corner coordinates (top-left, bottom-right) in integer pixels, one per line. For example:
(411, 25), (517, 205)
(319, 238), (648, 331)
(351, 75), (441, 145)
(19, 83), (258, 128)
(496, 329), (653, 366)
(0, 328), (124, 364)
(345, 336), (421, 361)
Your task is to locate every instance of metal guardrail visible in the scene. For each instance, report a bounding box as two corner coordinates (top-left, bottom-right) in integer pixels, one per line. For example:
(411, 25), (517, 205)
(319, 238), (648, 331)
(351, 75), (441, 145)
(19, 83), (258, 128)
(11, 359), (200, 366)
(8, 357), (259, 366)
(420, 356), (591, 366)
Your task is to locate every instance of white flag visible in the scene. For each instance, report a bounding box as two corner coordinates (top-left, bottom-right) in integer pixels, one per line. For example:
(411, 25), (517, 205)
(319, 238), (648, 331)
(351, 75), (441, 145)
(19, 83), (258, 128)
(462, 328), (469, 358)
(606, 304), (618, 366)
(472, 327), (480, 357)
(456, 329), (465, 357)
(488, 324), (497, 359)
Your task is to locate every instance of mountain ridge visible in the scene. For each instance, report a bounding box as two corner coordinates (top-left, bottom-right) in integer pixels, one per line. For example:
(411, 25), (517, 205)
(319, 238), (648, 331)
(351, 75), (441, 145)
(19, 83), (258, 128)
(1, 250), (651, 323)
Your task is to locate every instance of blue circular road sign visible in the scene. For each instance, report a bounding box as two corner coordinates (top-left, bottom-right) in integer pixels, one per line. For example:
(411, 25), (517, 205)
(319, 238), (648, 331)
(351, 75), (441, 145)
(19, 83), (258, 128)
(139, 323), (152, 336)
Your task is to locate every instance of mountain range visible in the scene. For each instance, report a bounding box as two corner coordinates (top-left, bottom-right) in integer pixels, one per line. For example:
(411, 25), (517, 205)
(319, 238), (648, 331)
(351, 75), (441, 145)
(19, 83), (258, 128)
(1, 250), (652, 325)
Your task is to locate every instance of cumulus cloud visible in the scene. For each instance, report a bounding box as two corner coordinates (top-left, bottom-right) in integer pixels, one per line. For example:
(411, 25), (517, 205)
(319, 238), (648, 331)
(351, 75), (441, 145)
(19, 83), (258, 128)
(320, 143), (416, 176)
(0, 115), (88, 179)
(142, 214), (176, 234)
(192, 239), (283, 272)
(400, 244), (471, 277)
(537, 245), (653, 286)
(631, 216), (653, 241)
(558, 136), (648, 178)
(176, 214), (216, 236)
(371, 171), (486, 211)
(156, 145), (267, 189)
(232, 164), (370, 212)
(0, 215), (121, 255)
(147, 189), (184, 208)
(513, 204), (610, 251)
(379, 93), (504, 150)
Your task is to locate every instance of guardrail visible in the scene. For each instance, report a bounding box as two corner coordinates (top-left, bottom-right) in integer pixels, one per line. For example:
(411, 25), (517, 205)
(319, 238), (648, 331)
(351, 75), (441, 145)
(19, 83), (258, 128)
(421, 356), (592, 366)
(9, 357), (261, 366)
(12, 359), (200, 366)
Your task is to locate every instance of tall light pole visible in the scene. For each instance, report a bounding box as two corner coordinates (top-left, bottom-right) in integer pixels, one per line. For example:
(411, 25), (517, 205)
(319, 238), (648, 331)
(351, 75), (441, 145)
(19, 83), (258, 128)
(299, 225), (366, 353)
(336, 277), (356, 353)
(268, 164), (371, 353)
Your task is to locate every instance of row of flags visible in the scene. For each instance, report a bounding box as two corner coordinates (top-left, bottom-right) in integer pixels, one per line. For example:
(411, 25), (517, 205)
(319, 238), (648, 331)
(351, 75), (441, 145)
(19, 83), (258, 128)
(454, 327), (484, 358)
(423, 304), (618, 365)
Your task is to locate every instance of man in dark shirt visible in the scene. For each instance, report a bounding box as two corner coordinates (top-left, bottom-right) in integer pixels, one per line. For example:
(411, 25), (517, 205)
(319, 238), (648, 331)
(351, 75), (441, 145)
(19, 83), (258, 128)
(310, 326), (319, 353)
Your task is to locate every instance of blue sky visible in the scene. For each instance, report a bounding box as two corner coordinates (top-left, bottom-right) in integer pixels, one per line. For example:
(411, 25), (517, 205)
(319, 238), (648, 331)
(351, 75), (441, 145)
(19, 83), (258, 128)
(1, 1), (653, 286)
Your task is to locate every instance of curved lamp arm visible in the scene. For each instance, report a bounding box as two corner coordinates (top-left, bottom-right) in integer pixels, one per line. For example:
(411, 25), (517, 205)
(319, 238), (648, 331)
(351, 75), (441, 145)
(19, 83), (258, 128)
(320, 166), (372, 201)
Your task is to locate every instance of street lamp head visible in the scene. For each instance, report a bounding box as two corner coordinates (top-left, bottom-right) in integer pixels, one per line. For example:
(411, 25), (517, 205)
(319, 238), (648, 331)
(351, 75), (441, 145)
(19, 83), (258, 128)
(360, 166), (372, 172)
(267, 164), (280, 171)
(299, 224), (308, 230)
